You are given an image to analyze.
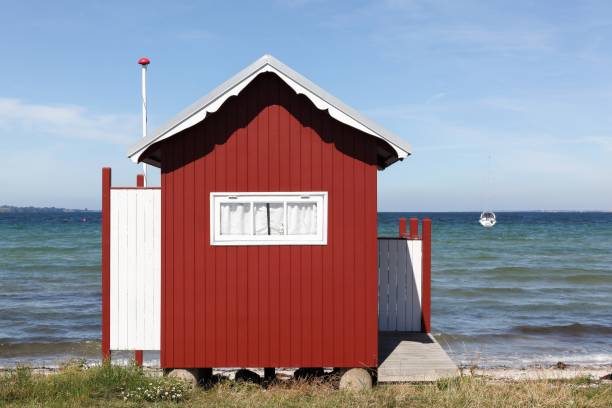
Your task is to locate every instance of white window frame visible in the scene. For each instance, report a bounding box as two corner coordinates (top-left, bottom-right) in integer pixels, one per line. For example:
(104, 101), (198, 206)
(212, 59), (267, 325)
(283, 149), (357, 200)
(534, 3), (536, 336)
(210, 192), (328, 246)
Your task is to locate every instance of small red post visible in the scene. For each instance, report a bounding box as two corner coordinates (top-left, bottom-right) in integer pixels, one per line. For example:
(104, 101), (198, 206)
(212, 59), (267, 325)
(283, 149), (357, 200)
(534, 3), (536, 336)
(409, 217), (419, 239)
(134, 174), (144, 366)
(421, 218), (432, 333)
(136, 174), (144, 188)
(399, 217), (407, 238)
(102, 168), (111, 361)
(134, 350), (143, 366)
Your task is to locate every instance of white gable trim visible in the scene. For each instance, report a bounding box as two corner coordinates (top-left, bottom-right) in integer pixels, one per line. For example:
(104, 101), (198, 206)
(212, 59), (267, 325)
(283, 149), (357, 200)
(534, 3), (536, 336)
(128, 55), (411, 164)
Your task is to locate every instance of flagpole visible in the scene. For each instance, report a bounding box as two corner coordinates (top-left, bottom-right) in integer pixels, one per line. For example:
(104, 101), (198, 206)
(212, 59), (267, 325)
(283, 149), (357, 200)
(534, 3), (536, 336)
(138, 57), (150, 187)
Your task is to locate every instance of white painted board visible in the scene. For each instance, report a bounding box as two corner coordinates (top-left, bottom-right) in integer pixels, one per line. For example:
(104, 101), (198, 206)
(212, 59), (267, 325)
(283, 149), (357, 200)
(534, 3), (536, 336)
(110, 189), (161, 350)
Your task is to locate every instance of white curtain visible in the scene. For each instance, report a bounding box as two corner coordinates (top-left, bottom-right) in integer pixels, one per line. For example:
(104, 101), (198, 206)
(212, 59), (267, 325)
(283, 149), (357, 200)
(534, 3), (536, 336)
(287, 203), (317, 235)
(220, 203), (251, 235)
(254, 203), (284, 235)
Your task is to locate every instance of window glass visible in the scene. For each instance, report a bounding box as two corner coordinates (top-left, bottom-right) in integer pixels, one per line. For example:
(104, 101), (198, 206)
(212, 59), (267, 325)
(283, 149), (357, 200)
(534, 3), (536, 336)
(254, 203), (284, 235)
(220, 203), (251, 235)
(287, 202), (317, 235)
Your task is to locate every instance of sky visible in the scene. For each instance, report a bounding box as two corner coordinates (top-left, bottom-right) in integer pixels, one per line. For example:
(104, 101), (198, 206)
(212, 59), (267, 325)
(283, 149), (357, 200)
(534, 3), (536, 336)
(1, 0), (611, 211)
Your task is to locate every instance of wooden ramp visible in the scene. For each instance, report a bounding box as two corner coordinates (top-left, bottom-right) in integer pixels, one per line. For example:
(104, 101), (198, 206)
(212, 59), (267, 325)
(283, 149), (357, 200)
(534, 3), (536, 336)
(378, 332), (459, 382)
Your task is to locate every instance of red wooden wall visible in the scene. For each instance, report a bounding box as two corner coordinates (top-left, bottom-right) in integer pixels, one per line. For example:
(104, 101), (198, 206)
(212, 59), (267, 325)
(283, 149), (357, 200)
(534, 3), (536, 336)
(160, 73), (378, 368)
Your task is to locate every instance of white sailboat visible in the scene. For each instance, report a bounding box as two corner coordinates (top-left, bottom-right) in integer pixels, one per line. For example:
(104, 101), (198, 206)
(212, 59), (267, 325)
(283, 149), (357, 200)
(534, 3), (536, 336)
(479, 211), (496, 227)
(479, 155), (496, 227)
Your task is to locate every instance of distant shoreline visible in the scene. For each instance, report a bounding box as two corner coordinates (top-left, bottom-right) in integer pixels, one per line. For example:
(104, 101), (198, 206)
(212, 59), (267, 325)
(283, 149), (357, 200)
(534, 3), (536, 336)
(0, 205), (97, 214)
(1, 206), (611, 214)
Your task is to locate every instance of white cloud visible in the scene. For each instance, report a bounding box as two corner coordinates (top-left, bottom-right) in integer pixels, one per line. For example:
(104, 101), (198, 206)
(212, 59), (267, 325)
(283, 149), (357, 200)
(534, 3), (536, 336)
(0, 97), (138, 144)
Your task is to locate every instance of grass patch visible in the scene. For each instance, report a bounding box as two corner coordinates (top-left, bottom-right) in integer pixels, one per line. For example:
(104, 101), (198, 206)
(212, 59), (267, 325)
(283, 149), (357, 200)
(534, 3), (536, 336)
(1, 364), (611, 407)
(0, 361), (188, 407)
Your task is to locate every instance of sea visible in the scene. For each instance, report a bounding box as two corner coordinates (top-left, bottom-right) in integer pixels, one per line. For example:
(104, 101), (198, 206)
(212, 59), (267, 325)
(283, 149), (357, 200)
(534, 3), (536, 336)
(1, 211), (611, 368)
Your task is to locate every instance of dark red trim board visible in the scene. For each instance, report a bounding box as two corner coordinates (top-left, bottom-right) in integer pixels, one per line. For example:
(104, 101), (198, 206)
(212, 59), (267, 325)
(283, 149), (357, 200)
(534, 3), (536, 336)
(399, 218), (407, 238)
(134, 174), (144, 366)
(136, 174), (144, 188)
(101, 168), (111, 361)
(421, 218), (432, 333)
(409, 218), (419, 240)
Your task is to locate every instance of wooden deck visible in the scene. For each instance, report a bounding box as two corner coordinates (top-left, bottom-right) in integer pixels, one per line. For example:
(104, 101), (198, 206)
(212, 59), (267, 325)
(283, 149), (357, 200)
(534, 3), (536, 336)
(378, 332), (459, 382)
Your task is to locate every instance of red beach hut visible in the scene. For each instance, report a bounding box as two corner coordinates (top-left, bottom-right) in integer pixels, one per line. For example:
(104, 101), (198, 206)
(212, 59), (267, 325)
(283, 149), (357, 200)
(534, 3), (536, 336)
(101, 55), (443, 384)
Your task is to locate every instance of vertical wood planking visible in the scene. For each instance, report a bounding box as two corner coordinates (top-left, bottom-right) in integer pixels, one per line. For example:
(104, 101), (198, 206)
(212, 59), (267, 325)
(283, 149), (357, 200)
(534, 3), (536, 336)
(184, 132), (196, 366)
(405, 240), (415, 331)
(343, 127), (355, 365)
(118, 190), (129, 348)
(377, 238), (423, 333)
(378, 239), (389, 330)
(165, 143), (175, 365)
(160, 73), (379, 368)
(310, 106), (323, 366)
(234, 89), (248, 366)
(204, 120), (216, 365)
(153, 189), (162, 349)
(299, 96), (312, 366)
(268, 79), (281, 367)
(109, 189), (161, 350)
(194, 128), (205, 365)
(246, 79), (259, 366)
(135, 188), (145, 347)
(320, 113), (334, 365)
(176, 140), (186, 366)
(353, 134), (366, 363)
(364, 139), (378, 366)
(277, 84), (291, 366)
(225, 98), (238, 366)
(331, 120), (344, 364)
(409, 240), (423, 331)
(214, 112), (228, 366)
(258, 83), (270, 366)
(397, 239), (408, 330)
(288, 86), (301, 364)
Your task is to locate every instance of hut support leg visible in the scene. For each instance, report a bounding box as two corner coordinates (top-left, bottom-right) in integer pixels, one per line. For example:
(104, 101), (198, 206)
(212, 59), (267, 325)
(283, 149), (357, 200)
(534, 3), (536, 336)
(264, 367), (276, 381)
(200, 368), (213, 383)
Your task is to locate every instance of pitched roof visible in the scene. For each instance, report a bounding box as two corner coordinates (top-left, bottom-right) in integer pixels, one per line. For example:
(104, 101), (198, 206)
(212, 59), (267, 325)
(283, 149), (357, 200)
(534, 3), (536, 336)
(128, 54), (411, 168)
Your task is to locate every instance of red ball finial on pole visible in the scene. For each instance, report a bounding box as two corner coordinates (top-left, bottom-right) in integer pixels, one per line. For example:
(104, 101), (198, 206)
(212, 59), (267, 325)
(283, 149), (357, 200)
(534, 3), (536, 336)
(138, 57), (150, 66)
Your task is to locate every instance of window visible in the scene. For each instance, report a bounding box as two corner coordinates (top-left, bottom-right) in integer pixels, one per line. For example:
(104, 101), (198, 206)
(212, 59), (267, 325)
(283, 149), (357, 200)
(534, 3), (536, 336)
(211, 192), (328, 245)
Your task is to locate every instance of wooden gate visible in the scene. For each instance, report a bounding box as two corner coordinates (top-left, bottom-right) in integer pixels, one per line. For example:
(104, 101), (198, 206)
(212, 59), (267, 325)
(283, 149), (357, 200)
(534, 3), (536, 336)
(378, 218), (431, 333)
(102, 168), (161, 361)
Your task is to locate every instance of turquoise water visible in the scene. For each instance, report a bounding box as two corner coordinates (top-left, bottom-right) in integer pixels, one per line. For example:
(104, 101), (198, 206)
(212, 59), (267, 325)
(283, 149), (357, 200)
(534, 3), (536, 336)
(1, 212), (611, 368)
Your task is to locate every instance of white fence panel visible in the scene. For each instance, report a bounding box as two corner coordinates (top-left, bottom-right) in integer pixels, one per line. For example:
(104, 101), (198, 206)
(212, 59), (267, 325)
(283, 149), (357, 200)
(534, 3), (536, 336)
(378, 239), (422, 332)
(110, 189), (161, 350)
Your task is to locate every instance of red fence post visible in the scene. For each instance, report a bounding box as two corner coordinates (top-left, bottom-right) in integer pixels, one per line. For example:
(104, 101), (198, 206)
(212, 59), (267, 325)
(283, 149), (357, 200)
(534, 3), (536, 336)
(102, 168), (111, 362)
(421, 218), (432, 333)
(409, 217), (419, 239)
(134, 174), (144, 366)
(399, 217), (407, 238)
(134, 350), (144, 366)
